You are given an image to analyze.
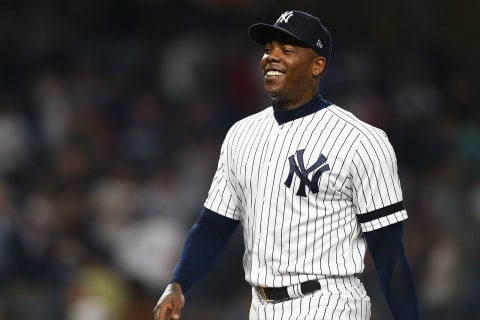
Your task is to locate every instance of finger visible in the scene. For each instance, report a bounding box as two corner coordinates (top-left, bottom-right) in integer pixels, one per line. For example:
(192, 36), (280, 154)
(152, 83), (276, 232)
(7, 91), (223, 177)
(171, 308), (181, 320)
(155, 303), (171, 320)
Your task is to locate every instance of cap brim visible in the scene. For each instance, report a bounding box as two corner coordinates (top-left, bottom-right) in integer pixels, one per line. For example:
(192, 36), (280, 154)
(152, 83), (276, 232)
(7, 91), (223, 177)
(248, 23), (309, 48)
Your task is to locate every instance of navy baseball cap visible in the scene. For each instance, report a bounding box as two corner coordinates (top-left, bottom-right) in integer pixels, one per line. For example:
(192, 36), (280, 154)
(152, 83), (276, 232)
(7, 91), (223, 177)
(248, 10), (332, 62)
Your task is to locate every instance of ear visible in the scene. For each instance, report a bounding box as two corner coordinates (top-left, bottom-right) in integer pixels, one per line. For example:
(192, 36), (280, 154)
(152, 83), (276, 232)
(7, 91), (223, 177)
(312, 56), (326, 77)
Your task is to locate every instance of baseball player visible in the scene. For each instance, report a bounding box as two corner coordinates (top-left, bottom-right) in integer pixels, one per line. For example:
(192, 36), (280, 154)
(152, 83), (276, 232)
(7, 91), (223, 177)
(154, 10), (419, 320)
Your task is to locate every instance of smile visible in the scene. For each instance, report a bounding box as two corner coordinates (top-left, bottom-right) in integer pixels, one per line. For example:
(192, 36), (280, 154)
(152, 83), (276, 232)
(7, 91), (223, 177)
(265, 70), (285, 78)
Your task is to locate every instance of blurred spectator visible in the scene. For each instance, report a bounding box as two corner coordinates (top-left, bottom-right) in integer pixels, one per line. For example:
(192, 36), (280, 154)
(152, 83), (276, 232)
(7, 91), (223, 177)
(32, 71), (74, 153)
(87, 161), (138, 252)
(158, 32), (218, 106)
(0, 100), (34, 179)
(111, 214), (185, 294)
(65, 257), (130, 320)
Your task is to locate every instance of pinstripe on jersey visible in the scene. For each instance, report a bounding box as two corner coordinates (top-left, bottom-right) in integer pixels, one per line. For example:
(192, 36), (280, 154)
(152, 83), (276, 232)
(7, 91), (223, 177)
(204, 103), (407, 289)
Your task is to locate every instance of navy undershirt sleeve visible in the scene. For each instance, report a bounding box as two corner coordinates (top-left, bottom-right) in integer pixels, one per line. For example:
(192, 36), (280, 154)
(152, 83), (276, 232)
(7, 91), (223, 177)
(364, 222), (419, 320)
(170, 207), (240, 293)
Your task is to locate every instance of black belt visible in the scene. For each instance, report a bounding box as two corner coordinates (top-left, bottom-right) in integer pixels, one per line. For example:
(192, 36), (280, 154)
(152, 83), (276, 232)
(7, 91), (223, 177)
(256, 280), (321, 302)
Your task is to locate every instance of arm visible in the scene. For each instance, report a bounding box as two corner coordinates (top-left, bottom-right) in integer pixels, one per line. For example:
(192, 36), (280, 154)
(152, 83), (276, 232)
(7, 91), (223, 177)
(154, 208), (240, 320)
(364, 222), (419, 320)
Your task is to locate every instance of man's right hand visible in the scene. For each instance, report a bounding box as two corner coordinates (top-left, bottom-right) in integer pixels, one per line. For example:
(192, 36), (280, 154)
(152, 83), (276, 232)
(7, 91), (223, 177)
(153, 282), (185, 320)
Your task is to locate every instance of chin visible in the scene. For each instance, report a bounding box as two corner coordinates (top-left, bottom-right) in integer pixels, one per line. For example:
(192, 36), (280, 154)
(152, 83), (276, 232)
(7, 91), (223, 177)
(265, 92), (280, 100)
(264, 86), (282, 98)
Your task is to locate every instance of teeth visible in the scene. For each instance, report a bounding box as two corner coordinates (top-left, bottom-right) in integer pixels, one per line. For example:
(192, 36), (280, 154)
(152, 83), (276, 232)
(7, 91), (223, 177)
(266, 70), (283, 77)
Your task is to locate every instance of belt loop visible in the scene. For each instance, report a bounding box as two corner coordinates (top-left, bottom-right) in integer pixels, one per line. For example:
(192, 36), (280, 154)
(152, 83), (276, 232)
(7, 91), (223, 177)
(287, 283), (300, 298)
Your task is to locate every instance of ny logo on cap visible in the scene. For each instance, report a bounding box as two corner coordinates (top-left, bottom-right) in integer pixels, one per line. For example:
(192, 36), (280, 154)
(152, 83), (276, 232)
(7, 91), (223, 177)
(276, 11), (294, 24)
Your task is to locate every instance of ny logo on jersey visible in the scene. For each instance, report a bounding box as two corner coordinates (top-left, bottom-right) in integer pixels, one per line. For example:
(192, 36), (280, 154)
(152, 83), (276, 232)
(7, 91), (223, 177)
(276, 11), (294, 24)
(284, 149), (330, 197)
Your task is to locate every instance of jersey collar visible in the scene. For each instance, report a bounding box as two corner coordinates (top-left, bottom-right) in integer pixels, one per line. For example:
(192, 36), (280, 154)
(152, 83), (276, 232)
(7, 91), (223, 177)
(272, 93), (332, 125)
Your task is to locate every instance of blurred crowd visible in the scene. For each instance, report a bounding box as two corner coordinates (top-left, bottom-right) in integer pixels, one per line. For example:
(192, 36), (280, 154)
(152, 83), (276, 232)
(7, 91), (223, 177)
(0, 1), (479, 319)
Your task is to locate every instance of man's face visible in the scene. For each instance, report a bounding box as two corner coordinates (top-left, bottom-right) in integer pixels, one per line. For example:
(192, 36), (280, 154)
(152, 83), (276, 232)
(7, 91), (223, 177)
(260, 31), (325, 109)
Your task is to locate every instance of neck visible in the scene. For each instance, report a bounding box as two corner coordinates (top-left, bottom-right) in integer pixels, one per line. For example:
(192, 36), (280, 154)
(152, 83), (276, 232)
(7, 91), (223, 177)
(270, 87), (319, 111)
(273, 98), (309, 111)
(273, 93), (331, 125)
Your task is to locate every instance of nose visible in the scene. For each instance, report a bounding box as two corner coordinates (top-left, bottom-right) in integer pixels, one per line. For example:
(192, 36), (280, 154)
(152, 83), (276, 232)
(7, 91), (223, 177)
(262, 48), (280, 64)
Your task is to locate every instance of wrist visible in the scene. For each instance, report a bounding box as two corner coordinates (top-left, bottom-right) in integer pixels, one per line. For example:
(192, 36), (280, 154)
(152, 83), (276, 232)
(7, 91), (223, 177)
(167, 282), (183, 293)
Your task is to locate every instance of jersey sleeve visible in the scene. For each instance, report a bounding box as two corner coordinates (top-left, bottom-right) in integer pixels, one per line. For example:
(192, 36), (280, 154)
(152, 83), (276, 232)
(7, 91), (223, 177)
(204, 129), (242, 221)
(351, 128), (408, 232)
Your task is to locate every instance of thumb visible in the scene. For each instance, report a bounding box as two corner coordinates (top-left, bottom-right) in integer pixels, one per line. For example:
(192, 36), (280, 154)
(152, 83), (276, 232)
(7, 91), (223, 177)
(170, 304), (182, 319)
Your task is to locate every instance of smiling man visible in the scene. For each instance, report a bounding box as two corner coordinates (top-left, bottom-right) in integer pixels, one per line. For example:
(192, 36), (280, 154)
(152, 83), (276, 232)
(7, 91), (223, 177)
(154, 10), (419, 320)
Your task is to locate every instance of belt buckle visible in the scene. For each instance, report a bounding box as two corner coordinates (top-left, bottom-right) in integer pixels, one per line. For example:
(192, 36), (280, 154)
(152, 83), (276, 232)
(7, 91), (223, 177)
(256, 286), (272, 302)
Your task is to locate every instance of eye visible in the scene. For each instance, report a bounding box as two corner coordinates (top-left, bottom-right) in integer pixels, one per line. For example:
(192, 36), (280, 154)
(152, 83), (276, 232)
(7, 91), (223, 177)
(281, 46), (296, 54)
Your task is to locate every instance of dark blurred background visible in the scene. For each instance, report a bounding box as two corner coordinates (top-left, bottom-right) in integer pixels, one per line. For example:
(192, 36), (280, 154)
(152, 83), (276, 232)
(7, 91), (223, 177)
(0, 0), (479, 319)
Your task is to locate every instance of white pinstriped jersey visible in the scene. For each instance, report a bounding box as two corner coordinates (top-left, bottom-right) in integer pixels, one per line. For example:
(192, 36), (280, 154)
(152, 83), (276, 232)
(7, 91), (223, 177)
(204, 103), (407, 288)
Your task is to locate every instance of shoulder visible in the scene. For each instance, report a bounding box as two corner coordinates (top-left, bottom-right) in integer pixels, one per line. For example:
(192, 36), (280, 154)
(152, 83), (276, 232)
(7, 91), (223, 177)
(326, 104), (390, 142)
(233, 107), (273, 126)
(224, 107), (273, 139)
(325, 105), (398, 163)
